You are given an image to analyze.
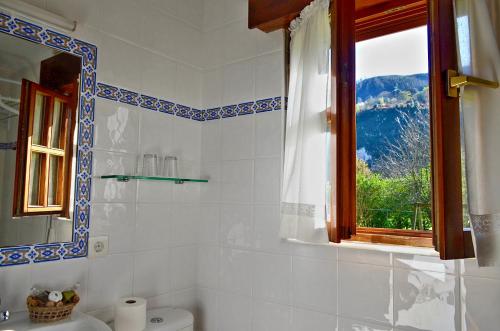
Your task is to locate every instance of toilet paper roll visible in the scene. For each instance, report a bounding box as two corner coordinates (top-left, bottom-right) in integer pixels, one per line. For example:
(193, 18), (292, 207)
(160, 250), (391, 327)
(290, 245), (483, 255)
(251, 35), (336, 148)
(114, 297), (147, 331)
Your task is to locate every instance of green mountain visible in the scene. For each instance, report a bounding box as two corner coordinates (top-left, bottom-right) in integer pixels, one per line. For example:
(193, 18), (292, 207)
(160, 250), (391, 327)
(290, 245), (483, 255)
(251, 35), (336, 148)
(356, 73), (429, 103)
(356, 73), (429, 167)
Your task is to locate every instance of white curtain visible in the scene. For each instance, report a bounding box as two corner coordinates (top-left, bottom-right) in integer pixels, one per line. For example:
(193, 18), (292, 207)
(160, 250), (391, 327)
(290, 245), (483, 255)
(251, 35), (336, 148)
(456, 0), (500, 266)
(280, 0), (331, 243)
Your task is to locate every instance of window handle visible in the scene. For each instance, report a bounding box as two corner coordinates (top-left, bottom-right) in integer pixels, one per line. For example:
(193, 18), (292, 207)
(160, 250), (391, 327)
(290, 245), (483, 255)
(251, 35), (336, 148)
(447, 69), (499, 98)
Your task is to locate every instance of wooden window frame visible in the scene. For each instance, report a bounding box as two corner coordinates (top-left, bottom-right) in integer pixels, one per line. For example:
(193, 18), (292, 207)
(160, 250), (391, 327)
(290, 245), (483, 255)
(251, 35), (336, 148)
(328, 0), (357, 243)
(427, 0), (474, 259)
(352, 228), (433, 247)
(355, 0), (427, 42)
(13, 79), (76, 218)
(329, 0), (474, 257)
(345, 4), (432, 248)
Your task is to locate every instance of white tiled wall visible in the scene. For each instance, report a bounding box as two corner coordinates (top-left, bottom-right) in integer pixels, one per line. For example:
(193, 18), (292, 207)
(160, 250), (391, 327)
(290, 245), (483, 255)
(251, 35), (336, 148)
(90, 96), (201, 317)
(0, 0), (203, 323)
(1, 1), (500, 331)
(195, 2), (500, 331)
(49, 0), (203, 109)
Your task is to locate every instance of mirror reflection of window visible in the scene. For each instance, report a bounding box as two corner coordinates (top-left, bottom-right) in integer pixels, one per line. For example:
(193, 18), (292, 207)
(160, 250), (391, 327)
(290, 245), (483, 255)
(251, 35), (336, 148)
(15, 81), (74, 215)
(0, 32), (80, 247)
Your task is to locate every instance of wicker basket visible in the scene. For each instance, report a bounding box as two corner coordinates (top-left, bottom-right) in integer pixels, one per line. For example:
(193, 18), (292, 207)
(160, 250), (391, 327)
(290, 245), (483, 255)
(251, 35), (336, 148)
(28, 303), (76, 323)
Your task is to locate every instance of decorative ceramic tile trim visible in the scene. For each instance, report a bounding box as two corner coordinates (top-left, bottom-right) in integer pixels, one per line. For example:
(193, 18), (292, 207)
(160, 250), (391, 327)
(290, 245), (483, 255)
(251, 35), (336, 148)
(237, 102), (255, 116)
(191, 109), (204, 121)
(140, 95), (158, 110)
(0, 11), (96, 267)
(96, 83), (284, 122)
(204, 97), (283, 121)
(175, 104), (191, 119)
(96, 82), (207, 122)
(158, 100), (175, 114)
(221, 105), (237, 118)
(205, 108), (221, 121)
(96, 83), (119, 101)
(255, 97), (279, 113)
(203, 97), (283, 120)
(120, 89), (140, 106)
(0, 142), (16, 150)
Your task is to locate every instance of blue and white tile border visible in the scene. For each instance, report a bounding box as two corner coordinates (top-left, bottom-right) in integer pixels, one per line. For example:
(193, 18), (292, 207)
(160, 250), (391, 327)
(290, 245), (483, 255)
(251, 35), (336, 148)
(96, 82), (283, 122)
(0, 9), (282, 267)
(0, 142), (16, 150)
(0, 11), (96, 266)
(96, 82), (204, 121)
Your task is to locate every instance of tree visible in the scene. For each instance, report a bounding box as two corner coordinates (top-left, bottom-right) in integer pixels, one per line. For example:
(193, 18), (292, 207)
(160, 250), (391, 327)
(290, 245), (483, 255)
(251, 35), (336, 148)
(373, 109), (432, 230)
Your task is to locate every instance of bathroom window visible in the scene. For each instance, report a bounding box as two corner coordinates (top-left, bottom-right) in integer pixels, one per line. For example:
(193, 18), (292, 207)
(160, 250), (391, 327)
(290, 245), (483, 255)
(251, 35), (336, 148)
(13, 80), (76, 217)
(328, 0), (474, 258)
(250, 0), (474, 259)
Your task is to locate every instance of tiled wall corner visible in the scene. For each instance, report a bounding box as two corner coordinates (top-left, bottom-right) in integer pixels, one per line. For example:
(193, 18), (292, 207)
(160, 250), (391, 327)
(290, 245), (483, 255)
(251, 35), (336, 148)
(2, 2), (500, 331)
(0, 0), (204, 321)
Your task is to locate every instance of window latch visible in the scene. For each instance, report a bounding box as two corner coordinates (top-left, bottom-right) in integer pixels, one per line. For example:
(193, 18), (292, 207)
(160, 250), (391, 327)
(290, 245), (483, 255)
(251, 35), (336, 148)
(447, 69), (499, 98)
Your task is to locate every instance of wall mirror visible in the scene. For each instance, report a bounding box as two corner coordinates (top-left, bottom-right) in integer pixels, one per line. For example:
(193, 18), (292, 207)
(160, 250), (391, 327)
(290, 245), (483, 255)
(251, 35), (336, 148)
(1, 32), (79, 248)
(0, 11), (97, 266)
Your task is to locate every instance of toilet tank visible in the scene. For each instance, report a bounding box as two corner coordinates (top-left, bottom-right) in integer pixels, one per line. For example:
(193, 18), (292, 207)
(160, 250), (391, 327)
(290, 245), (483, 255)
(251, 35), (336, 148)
(145, 307), (194, 331)
(109, 307), (194, 331)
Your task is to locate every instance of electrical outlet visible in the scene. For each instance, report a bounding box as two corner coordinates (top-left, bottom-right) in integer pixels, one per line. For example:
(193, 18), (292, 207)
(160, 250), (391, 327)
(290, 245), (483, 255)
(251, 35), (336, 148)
(88, 236), (109, 258)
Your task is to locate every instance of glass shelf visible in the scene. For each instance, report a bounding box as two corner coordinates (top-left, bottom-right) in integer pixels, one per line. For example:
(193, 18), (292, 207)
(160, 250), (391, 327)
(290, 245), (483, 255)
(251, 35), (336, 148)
(100, 175), (208, 184)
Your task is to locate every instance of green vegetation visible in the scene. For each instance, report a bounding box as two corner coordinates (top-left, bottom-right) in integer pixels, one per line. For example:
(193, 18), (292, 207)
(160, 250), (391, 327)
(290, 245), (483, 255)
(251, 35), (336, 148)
(356, 159), (432, 230)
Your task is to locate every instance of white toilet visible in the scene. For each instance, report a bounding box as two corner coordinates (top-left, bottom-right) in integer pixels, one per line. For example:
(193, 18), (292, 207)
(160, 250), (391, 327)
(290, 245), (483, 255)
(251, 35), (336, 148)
(110, 307), (194, 331)
(145, 307), (194, 331)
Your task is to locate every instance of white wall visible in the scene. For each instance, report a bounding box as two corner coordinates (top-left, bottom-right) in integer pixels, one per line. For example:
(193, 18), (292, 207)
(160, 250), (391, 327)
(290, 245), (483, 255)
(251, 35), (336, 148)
(1, 1), (499, 331)
(196, 2), (500, 331)
(0, 0), (203, 323)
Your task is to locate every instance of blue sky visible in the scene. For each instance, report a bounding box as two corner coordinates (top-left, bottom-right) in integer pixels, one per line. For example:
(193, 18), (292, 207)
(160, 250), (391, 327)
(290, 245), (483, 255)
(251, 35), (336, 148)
(356, 26), (429, 80)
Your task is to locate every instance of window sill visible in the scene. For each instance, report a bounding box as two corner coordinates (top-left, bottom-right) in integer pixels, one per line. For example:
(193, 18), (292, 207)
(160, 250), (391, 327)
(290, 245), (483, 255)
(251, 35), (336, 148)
(288, 238), (439, 257)
(332, 240), (439, 257)
(349, 228), (433, 248)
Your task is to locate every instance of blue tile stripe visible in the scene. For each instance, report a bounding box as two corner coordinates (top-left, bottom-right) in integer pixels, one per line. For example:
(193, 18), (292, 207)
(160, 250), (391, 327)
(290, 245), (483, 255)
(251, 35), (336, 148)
(0, 10), (95, 267)
(96, 82), (283, 122)
(0, 142), (16, 150)
(204, 96), (282, 120)
(96, 82), (204, 121)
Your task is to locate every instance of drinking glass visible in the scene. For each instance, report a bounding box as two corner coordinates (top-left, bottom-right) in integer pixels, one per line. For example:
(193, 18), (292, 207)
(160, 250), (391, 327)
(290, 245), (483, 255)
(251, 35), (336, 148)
(163, 156), (178, 178)
(142, 154), (158, 176)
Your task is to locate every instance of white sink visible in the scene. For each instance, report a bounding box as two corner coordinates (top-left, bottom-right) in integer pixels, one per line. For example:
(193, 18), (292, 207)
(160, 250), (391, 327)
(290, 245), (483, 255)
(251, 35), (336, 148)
(0, 312), (111, 331)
